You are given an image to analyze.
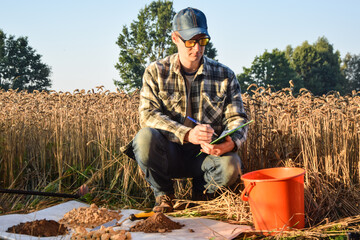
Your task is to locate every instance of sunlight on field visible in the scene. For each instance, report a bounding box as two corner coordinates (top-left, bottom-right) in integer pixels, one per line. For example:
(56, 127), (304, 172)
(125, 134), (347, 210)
(1, 86), (360, 227)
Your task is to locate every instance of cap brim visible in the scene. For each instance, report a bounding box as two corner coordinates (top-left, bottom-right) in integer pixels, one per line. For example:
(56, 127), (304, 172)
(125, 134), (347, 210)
(177, 27), (210, 40)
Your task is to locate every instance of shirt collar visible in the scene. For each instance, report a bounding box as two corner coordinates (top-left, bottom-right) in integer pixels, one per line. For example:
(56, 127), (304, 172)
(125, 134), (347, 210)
(173, 53), (207, 76)
(173, 54), (182, 74)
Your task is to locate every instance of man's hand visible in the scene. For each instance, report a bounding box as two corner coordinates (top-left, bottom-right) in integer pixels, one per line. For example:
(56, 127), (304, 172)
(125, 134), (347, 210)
(184, 124), (215, 145)
(200, 136), (235, 156)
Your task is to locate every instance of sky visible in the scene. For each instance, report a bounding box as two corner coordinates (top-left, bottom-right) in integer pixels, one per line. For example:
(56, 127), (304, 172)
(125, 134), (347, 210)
(1, 0), (359, 92)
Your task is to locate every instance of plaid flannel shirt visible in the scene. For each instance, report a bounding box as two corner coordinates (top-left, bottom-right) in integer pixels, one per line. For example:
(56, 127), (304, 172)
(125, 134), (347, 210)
(121, 53), (248, 159)
(138, 53), (248, 149)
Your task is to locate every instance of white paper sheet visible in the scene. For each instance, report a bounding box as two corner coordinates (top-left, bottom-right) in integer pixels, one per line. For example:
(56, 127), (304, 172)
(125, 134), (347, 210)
(0, 201), (252, 240)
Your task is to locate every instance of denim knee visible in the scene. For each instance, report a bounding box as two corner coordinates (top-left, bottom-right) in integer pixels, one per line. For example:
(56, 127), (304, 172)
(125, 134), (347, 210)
(202, 153), (241, 192)
(132, 127), (160, 167)
(220, 154), (241, 186)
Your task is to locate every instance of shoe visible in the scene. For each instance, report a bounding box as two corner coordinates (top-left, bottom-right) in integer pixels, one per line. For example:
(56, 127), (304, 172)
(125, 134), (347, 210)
(152, 194), (175, 213)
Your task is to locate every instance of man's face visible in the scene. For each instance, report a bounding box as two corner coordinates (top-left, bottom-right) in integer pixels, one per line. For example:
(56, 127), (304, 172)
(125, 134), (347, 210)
(172, 33), (207, 66)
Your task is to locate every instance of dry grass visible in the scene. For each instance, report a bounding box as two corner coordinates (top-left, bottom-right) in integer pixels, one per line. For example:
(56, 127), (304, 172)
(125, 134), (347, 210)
(169, 187), (253, 224)
(0, 87), (145, 210)
(1, 85), (360, 234)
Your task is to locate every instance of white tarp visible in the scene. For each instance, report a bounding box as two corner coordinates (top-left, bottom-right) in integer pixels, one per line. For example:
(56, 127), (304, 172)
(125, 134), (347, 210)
(0, 200), (252, 240)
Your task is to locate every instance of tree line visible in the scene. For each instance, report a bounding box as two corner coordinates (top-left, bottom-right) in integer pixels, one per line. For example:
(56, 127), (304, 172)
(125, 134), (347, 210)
(237, 37), (360, 95)
(0, 29), (51, 92)
(1, 0), (360, 95)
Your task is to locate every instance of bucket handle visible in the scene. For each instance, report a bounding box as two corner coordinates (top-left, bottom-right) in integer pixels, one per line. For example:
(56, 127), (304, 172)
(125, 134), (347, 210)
(240, 182), (256, 201)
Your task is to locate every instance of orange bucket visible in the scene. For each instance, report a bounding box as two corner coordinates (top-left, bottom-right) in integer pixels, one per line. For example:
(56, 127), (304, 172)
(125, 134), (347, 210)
(241, 167), (305, 234)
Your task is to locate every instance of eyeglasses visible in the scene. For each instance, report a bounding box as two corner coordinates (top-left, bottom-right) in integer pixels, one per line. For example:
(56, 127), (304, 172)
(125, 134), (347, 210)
(177, 34), (210, 48)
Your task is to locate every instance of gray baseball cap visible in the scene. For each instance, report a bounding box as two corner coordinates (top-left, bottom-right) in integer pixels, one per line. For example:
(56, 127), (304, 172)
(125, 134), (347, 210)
(172, 7), (210, 40)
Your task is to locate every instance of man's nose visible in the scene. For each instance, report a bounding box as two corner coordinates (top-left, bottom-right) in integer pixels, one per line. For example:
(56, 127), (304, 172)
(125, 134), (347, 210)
(193, 42), (201, 50)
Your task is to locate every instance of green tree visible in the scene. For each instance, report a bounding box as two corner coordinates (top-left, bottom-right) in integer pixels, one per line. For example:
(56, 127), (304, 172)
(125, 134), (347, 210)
(115, 0), (217, 91)
(0, 30), (4, 60)
(342, 53), (360, 92)
(237, 66), (256, 93)
(289, 37), (345, 95)
(237, 49), (301, 93)
(0, 29), (51, 92)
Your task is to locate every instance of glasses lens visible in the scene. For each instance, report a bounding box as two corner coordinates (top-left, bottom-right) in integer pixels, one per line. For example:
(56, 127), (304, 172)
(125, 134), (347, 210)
(199, 38), (209, 46)
(185, 40), (196, 48)
(182, 38), (210, 48)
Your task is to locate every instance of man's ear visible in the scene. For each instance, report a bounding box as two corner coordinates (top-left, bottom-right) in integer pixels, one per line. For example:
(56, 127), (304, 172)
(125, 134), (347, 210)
(171, 32), (177, 44)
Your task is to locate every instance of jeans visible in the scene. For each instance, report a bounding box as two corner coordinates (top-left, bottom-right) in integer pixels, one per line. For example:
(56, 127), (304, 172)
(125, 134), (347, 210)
(132, 127), (242, 197)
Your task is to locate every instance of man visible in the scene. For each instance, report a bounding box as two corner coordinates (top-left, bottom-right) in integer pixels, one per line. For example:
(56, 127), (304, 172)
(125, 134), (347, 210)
(123, 7), (248, 213)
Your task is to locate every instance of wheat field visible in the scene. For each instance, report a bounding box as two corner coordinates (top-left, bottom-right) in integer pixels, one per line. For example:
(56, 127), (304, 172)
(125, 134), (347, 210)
(1, 86), (360, 227)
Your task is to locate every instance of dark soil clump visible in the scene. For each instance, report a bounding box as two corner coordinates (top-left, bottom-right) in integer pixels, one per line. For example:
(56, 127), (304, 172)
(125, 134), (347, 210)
(130, 212), (184, 233)
(6, 219), (68, 237)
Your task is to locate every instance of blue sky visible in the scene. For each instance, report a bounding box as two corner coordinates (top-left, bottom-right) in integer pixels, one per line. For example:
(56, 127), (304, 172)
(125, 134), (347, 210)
(1, 0), (359, 92)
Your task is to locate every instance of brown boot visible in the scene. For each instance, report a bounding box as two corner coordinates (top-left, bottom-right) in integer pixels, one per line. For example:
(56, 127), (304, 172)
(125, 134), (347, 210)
(152, 194), (175, 213)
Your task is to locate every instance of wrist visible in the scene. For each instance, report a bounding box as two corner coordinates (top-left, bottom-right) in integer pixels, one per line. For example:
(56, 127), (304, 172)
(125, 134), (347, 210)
(184, 129), (191, 143)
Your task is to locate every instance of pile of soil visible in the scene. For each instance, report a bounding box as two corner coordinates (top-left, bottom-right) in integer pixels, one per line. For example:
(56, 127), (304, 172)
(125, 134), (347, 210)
(71, 226), (131, 240)
(59, 203), (122, 228)
(130, 212), (184, 233)
(6, 219), (68, 237)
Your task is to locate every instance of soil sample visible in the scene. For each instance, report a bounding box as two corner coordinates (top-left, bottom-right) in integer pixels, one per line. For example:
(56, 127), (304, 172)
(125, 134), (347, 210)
(130, 212), (184, 233)
(6, 219), (68, 237)
(71, 226), (131, 240)
(59, 203), (122, 228)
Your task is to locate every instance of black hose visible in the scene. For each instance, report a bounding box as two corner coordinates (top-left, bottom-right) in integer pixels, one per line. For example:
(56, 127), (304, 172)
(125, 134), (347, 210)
(0, 188), (80, 198)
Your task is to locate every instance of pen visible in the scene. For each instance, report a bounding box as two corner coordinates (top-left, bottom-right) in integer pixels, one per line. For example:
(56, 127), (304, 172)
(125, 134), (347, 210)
(195, 119), (254, 157)
(187, 116), (219, 137)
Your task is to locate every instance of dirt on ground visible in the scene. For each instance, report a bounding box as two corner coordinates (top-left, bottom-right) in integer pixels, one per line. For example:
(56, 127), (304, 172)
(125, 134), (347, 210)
(6, 219), (68, 237)
(130, 212), (184, 233)
(5, 205), (183, 237)
(71, 226), (131, 240)
(59, 203), (122, 228)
